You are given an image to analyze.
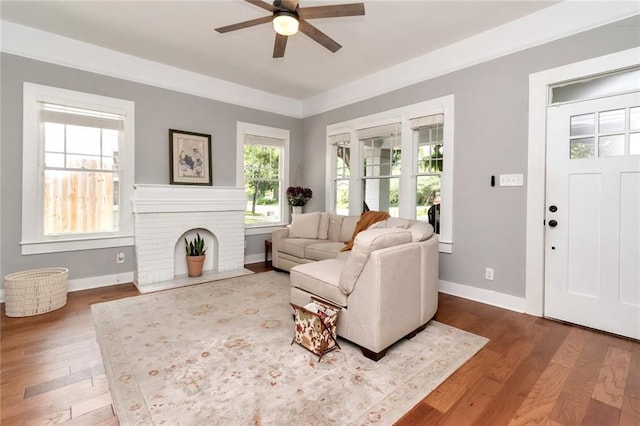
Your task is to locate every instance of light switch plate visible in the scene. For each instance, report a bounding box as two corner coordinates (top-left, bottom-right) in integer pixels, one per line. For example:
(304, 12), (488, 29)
(499, 173), (524, 187)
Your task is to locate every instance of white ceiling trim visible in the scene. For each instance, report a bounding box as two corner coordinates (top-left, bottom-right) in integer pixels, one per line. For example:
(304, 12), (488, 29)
(0, 20), (304, 118)
(1, 2), (638, 119)
(302, 1), (640, 117)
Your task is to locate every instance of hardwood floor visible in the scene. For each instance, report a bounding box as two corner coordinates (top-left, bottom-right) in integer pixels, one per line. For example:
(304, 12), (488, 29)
(1, 263), (638, 425)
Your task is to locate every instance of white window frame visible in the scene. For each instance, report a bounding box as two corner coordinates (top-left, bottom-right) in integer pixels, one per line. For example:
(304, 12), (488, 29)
(326, 95), (454, 253)
(328, 130), (354, 215)
(21, 83), (135, 255)
(236, 121), (290, 236)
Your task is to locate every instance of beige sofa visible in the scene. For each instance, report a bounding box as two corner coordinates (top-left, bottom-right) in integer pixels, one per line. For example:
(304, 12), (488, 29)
(271, 212), (361, 271)
(276, 212), (439, 361)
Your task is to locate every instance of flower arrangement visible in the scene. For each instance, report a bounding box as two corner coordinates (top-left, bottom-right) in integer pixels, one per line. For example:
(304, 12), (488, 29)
(286, 186), (312, 206)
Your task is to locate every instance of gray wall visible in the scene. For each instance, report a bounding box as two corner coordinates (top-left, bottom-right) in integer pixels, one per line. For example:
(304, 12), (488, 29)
(1, 15), (637, 295)
(302, 16), (640, 298)
(0, 53), (303, 280)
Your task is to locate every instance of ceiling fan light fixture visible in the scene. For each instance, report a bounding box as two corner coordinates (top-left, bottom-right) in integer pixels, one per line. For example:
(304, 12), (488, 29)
(273, 11), (299, 36)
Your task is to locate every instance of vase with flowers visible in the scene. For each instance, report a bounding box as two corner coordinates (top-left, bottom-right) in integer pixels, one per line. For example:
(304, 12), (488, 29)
(286, 186), (312, 215)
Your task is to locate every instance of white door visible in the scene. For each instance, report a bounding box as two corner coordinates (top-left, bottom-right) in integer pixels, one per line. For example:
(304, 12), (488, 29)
(545, 92), (640, 339)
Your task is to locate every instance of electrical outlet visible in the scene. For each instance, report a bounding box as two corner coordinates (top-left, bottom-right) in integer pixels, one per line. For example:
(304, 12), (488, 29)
(485, 267), (494, 281)
(116, 251), (125, 264)
(499, 173), (524, 187)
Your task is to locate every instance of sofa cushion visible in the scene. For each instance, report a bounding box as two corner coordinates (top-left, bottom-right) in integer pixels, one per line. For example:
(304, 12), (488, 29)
(339, 228), (412, 295)
(278, 238), (319, 258)
(327, 214), (344, 241)
(341, 211), (391, 252)
(335, 251), (351, 261)
(305, 241), (345, 261)
(340, 216), (360, 242)
(408, 221), (434, 242)
(289, 212), (321, 239)
(318, 212), (330, 240)
(291, 260), (348, 307)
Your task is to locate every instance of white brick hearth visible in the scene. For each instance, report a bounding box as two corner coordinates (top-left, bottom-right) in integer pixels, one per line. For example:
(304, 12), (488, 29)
(131, 184), (251, 293)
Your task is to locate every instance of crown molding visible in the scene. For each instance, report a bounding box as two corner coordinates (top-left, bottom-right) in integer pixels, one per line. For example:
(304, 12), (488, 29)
(0, 20), (304, 118)
(2, 1), (638, 119)
(301, 1), (640, 117)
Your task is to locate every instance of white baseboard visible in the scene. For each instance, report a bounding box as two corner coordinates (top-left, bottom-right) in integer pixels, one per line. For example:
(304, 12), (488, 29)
(68, 272), (135, 293)
(245, 253), (267, 265)
(0, 270), (525, 317)
(0, 271), (135, 303)
(438, 279), (526, 313)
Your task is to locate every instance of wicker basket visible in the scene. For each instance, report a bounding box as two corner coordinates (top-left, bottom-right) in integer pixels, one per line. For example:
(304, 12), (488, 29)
(4, 268), (69, 317)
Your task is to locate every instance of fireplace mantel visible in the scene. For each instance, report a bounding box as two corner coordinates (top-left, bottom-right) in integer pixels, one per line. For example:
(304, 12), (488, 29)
(131, 184), (246, 213)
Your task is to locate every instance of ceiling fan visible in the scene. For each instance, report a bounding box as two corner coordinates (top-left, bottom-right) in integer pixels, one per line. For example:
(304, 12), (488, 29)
(215, 0), (365, 58)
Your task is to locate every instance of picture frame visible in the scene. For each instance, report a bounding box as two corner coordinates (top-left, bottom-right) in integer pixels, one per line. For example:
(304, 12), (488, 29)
(169, 129), (212, 186)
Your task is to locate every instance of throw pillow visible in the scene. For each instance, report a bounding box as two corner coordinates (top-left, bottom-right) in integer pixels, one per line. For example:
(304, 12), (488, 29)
(318, 212), (330, 240)
(289, 212), (321, 239)
(327, 214), (345, 241)
(340, 216), (360, 242)
(408, 221), (434, 242)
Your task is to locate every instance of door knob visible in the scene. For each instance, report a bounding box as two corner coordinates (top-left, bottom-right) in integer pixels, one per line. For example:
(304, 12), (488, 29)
(548, 220), (558, 227)
(549, 205), (558, 212)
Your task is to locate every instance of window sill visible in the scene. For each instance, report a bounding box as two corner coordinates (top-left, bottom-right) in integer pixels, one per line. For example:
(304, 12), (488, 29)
(244, 224), (288, 236)
(439, 241), (453, 254)
(21, 235), (134, 255)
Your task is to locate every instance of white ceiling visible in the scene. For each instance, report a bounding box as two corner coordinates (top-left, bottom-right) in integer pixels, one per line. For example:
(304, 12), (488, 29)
(0, 0), (560, 100)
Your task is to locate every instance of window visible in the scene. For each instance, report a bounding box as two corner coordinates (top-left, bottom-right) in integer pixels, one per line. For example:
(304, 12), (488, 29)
(327, 96), (454, 253)
(569, 107), (640, 159)
(412, 114), (444, 232)
(358, 123), (401, 217)
(330, 133), (351, 215)
(236, 122), (289, 230)
(22, 83), (135, 254)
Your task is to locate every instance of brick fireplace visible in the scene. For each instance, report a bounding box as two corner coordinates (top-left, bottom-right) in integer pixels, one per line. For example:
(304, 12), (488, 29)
(131, 184), (248, 293)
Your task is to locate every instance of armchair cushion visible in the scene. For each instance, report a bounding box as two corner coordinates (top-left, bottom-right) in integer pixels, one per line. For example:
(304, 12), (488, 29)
(339, 228), (412, 295)
(289, 212), (321, 239)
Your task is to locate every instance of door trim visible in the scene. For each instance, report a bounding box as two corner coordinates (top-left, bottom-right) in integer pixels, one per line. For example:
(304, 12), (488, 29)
(525, 47), (640, 316)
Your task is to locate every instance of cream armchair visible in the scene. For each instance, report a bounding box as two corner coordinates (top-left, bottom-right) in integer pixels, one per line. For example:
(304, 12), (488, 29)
(290, 224), (439, 361)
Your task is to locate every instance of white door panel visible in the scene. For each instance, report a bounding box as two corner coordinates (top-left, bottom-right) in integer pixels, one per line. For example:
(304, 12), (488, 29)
(545, 92), (640, 339)
(620, 172), (640, 306)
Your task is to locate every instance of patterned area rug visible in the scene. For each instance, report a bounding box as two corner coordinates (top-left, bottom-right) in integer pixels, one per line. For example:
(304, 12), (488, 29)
(92, 271), (487, 425)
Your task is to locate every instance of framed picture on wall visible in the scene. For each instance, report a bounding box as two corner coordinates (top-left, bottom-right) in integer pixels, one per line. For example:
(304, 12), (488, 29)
(169, 129), (212, 185)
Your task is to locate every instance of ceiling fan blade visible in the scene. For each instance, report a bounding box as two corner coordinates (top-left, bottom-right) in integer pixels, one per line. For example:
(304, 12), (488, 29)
(245, 0), (276, 12)
(215, 15), (272, 33)
(298, 20), (341, 53)
(273, 33), (288, 58)
(299, 3), (365, 20)
(281, 0), (299, 11)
